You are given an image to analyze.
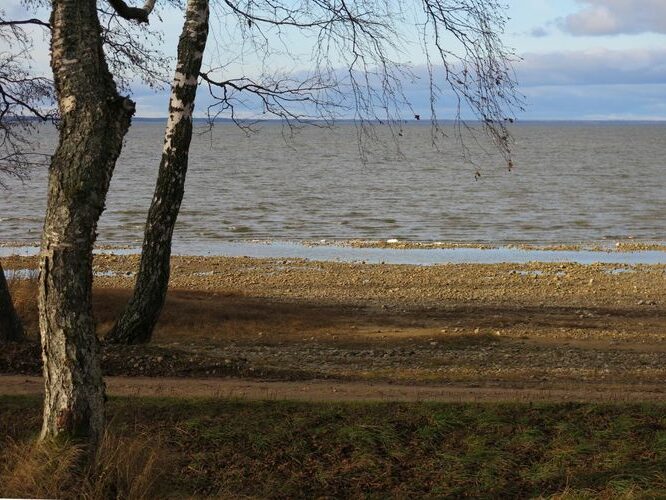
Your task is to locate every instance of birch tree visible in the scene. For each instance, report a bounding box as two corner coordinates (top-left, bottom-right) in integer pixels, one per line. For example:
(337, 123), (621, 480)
(38, 0), (159, 446)
(1, 0), (180, 448)
(109, 0), (521, 345)
(108, 0), (210, 344)
(6, 0), (519, 452)
(0, 4), (167, 347)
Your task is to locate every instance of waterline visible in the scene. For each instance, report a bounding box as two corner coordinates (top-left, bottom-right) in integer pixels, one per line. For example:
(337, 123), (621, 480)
(2, 241), (666, 265)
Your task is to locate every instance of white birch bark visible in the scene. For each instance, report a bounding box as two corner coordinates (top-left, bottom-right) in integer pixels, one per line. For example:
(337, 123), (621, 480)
(108, 0), (210, 344)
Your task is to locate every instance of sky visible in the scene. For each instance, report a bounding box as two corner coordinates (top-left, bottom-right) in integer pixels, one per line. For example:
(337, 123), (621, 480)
(504, 0), (666, 120)
(4, 0), (666, 120)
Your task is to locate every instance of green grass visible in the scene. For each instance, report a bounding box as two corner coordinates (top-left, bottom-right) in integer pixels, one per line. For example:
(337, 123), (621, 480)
(1, 396), (665, 498)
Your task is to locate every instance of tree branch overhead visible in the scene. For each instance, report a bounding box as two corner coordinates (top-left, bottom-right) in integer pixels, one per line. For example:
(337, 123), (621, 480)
(106, 0), (157, 23)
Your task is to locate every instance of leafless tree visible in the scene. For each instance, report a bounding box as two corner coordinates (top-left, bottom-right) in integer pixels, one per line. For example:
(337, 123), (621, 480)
(0, 10), (54, 183)
(108, 0), (210, 344)
(109, 0), (521, 345)
(0, 10), (54, 342)
(38, 0), (135, 447)
(34, 0), (179, 449)
(1, 0), (172, 338)
(4, 0), (520, 452)
(0, 0), (185, 446)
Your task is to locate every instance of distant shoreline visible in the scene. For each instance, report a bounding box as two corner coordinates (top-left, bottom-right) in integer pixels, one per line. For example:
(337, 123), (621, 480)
(130, 117), (666, 125)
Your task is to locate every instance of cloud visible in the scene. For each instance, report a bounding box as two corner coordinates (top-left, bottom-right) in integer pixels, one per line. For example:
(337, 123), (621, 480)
(513, 48), (666, 120)
(559, 0), (666, 36)
(128, 48), (666, 121)
(530, 27), (549, 38)
(400, 49), (666, 120)
(516, 48), (666, 86)
(522, 83), (666, 120)
(402, 48), (666, 90)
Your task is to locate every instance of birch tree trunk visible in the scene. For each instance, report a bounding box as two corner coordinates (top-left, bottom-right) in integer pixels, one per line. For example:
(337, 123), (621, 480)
(0, 262), (24, 342)
(107, 0), (209, 345)
(39, 0), (135, 445)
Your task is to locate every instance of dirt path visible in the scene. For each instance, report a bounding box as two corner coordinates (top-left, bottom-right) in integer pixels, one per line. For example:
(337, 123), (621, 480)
(3, 375), (666, 403)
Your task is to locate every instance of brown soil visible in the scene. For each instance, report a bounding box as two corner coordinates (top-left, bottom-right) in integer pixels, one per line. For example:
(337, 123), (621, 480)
(1, 254), (665, 401)
(3, 375), (666, 403)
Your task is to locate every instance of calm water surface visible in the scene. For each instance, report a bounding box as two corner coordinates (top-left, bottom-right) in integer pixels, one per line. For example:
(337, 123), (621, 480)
(3, 243), (666, 265)
(1, 122), (665, 246)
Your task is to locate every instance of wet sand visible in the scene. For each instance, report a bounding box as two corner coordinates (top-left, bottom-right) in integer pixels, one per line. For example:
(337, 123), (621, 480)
(312, 239), (666, 252)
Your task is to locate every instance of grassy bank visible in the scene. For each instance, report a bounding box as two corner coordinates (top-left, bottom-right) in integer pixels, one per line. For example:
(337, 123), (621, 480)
(1, 396), (665, 498)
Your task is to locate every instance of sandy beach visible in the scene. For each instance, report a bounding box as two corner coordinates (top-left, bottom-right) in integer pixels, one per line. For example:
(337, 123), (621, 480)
(2, 253), (664, 400)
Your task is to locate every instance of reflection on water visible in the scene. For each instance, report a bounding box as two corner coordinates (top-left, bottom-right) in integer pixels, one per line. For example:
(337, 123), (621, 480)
(1, 121), (665, 246)
(3, 269), (37, 280)
(2, 242), (666, 265)
(2, 267), (134, 280)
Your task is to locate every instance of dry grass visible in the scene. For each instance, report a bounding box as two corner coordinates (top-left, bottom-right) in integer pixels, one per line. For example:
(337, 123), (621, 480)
(545, 483), (665, 500)
(1, 396), (666, 498)
(0, 430), (171, 499)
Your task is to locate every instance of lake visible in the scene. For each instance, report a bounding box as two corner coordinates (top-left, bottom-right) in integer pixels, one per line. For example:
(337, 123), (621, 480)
(1, 121), (665, 247)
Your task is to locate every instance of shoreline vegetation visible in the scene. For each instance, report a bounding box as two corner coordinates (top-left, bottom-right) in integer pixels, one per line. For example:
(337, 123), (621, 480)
(2, 249), (665, 496)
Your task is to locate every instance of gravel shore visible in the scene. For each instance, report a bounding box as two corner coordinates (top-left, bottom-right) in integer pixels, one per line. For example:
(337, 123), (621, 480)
(2, 253), (665, 399)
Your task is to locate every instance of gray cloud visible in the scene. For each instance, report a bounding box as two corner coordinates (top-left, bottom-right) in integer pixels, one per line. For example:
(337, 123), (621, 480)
(530, 27), (549, 38)
(560, 0), (666, 36)
(516, 48), (666, 86)
(511, 48), (666, 119)
(130, 48), (666, 120)
(400, 49), (666, 120)
(402, 49), (666, 89)
(522, 83), (666, 120)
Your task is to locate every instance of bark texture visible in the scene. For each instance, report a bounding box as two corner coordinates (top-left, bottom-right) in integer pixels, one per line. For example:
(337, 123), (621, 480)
(107, 0), (210, 345)
(39, 0), (135, 445)
(0, 262), (24, 342)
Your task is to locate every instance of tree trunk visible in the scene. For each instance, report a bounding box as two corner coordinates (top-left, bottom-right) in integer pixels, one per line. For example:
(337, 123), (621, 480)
(39, 0), (135, 446)
(0, 261), (24, 342)
(107, 0), (210, 345)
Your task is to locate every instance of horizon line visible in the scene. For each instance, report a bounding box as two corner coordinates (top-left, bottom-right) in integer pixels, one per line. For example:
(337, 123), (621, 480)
(132, 117), (666, 124)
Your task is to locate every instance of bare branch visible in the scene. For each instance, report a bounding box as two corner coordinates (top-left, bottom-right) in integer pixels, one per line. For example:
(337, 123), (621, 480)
(419, 0), (523, 164)
(201, 0), (520, 166)
(200, 70), (342, 132)
(0, 18), (50, 29)
(106, 0), (157, 23)
(98, 5), (172, 91)
(0, 9), (56, 184)
(0, 1), (173, 185)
